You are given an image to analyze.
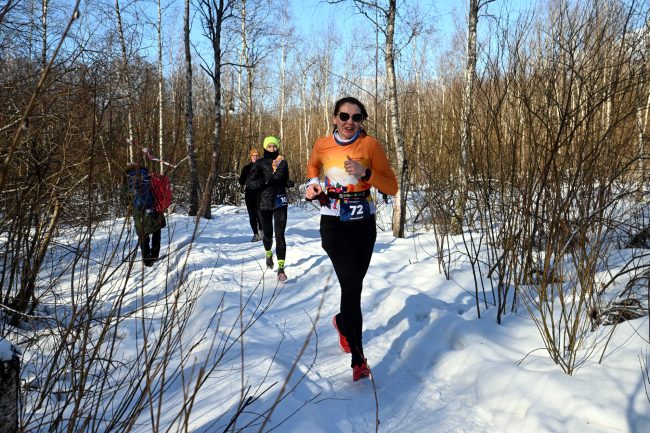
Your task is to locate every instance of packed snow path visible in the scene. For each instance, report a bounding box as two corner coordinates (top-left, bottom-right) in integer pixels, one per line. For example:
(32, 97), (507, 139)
(122, 205), (649, 433)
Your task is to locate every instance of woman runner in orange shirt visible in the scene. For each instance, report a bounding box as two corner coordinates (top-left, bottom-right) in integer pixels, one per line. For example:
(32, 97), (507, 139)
(305, 96), (398, 382)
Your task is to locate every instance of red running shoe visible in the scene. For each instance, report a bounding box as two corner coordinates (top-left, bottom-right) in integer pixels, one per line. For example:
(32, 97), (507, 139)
(332, 315), (350, 353)
(352, 362), (371, 382)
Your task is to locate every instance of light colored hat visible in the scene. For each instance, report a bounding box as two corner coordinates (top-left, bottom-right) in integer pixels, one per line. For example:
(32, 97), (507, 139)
(263, 136), (280, 151)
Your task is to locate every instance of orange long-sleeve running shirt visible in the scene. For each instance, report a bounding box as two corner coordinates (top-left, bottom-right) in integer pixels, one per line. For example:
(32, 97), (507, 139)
(306, 133), (398, 214)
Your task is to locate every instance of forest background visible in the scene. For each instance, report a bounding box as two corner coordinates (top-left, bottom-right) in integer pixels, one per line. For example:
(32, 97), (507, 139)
(1, 0), (650, 431)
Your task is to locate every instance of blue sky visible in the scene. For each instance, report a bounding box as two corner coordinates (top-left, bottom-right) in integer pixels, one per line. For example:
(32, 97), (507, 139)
(289, 0), (464, 40)
(281, 0), (536, 87)
(288, 0), (535, 42)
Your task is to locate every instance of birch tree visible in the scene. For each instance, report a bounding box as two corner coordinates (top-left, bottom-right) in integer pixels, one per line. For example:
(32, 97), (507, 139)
(184, 0), (199, 215)
(453, 0), (494, 233)
(156, 0), (164, 173)
(277, 1), (295, 141)
(238, 0), (250, 141)
(114, 0), (135, 162)
(236, 0), (277, 153)
(384, 0), (407, 237)
(40, 0), (48, 69)
(196, 0), (235, 219)
(298, 58), (315, 161)
(638, 15), (650, 193)
(279, 39), (287, 140)
(328, 0), (420, 238)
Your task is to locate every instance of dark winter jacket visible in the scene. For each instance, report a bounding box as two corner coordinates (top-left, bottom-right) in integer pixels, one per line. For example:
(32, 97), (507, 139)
(238, 162), (256, 190)
(124, 164), (166, 237)
(246, 152), (289, 211)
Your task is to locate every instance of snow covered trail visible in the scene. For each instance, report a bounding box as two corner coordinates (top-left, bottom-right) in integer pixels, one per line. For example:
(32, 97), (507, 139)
(123, 205), (649, 433)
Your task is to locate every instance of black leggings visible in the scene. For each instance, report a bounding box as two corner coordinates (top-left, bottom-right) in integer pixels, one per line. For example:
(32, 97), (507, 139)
(259, 206), (287, 261)
(133, 210), (164, 266)
(244, 190), (262, 235)
(140, 229), (161, 266)
(320, 215), (376, 367)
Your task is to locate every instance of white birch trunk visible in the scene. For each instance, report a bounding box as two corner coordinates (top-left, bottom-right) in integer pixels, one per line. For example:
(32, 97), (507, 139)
(414, 35), (422, 161)
(115, 0), (135, 162)
(157, 0), (164, 173)
(184, 0), (199, 215)
(242, 1), (254, 138)
(280, 42), (286, 140)
(640, 17), (650, 193)
(385, 0), (407, 238)
(238, 1), (244, 152)
(197, 0), (228, 219)
(455, 0), (480, 233)
(323, 53), (330, 135)
(300, 66), (312, 162)
(439, 86), (445, 162)
(41, 0), (48, 69)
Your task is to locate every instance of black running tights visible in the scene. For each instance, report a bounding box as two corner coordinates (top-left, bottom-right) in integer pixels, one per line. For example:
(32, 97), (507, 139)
(244, 190), (262, 235)
(140, 228), (161, 266)
(259, 206), (287, 261)
(320, 215), (376, 367)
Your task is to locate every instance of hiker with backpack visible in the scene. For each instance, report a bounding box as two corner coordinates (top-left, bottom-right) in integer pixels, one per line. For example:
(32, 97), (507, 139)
(239, 148), (263, 242)
(124, 162), (167, 267)
(246, 136), (290, 282)
(304, 96), (398, 382)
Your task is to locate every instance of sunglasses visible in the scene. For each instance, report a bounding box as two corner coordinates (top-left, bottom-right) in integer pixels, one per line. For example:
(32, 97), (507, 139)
(338, 112), (363, 122)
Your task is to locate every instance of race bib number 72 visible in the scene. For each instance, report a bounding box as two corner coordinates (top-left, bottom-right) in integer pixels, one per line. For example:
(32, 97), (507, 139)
(339, 197), (371, 222)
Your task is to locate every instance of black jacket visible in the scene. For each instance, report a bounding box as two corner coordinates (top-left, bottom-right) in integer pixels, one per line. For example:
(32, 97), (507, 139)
(239, 162), (256, 190)
(246, 155), (289, 211)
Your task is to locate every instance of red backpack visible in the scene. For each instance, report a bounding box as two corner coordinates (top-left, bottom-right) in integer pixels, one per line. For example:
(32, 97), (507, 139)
(150, 173), (172, 212)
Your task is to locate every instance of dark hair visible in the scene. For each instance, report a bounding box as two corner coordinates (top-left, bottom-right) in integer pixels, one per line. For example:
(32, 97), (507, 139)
(333, 96), (368, 121)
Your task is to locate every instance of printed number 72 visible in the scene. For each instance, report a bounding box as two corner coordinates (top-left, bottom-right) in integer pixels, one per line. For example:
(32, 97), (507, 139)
(351, 205), (364, 216)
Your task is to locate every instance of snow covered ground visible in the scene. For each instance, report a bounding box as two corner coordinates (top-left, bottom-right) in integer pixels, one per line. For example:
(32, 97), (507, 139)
(109, 203), (647, 433)
(13, 202), (650, 432)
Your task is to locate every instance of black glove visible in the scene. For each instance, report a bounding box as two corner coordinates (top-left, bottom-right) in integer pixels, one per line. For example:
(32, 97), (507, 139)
(286, 179), (295, 188)
(306, 190), (330, 208)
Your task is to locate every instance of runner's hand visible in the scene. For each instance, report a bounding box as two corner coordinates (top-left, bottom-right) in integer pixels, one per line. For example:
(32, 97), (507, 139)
(344, 155), (365, 177)
(272, 155), (284, 170)
(305, 184), (322, 200)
